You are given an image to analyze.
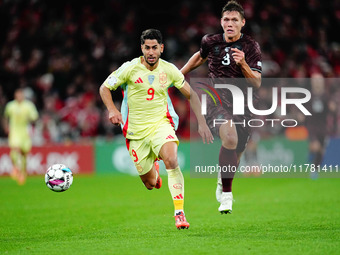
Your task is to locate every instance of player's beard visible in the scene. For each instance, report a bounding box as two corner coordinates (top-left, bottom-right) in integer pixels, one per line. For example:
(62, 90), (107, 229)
(144, 54), (160, 66)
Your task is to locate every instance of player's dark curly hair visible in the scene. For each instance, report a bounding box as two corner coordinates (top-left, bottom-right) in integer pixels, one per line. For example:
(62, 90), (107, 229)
(140, 29), (163, 45)
(221, 0), (245, 19)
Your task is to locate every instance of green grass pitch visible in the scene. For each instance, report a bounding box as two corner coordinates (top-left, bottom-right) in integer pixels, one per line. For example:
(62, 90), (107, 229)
(0, 174), (339, 254)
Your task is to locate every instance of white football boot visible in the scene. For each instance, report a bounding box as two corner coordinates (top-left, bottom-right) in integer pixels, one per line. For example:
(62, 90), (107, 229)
(218, 192), (233, 214)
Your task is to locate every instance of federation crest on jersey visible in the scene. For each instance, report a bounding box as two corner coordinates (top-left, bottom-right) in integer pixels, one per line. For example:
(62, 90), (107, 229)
(136, 164), (143, 173)
(148, 75), (155, 85)
(159, 72), (167, 85)
(214, 46), (220, 56)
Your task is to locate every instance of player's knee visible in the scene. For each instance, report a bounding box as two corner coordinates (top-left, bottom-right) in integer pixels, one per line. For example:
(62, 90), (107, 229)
(162, 155), (178, 170)
(145, 185), (154, 190)
(143, 180), (156, 190)
(221, 134), (238, 149)
(220, 125), (238, 149)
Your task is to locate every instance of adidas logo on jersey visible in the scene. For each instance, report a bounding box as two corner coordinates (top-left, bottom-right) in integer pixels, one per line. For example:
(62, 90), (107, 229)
(166, 135), (175, 140)
(134, 77), (143, 83)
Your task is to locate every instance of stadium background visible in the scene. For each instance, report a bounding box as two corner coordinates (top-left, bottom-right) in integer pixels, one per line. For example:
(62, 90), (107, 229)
(1, 0), (340, 174)
(1, 1), (340, 254)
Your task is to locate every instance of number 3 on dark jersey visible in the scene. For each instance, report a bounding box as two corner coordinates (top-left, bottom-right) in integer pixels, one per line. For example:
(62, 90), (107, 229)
(222, 47), (230, 66)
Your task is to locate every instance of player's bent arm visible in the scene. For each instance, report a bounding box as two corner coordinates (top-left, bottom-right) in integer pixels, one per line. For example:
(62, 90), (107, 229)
(99, 84), (123, 125)
(29, 104), (39, 123)
(232, 48), (261, 89)
(179, 82), (213, 144)
(240, 64), (262, 89)
(180, 51), (207, 75)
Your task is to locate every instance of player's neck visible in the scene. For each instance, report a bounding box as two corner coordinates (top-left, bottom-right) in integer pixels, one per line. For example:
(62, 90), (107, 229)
(141, 57), (159, 71)
(224, 33), (242, 43)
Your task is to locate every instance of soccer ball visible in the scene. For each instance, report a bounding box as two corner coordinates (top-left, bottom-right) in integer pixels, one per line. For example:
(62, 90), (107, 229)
(45, 164), (73, 192)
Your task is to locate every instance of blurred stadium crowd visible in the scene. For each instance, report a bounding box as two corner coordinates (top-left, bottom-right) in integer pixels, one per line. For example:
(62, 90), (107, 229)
(1, 0), (340, 144)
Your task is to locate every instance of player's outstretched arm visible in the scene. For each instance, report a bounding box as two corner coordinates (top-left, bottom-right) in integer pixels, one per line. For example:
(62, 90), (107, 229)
(99, 84), (124, 126)
(180, 51), (207, 75)
(179, 81), (214, 144)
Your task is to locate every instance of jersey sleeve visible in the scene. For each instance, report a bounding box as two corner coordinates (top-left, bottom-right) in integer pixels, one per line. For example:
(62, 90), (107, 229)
(4, 103), (10, 118)
(199, 34), (210, 59)
(171, 65), (185, 89)
(246, 41), (262, 73)
(103, 61), (131, 90)
(28, 102), (39, 122)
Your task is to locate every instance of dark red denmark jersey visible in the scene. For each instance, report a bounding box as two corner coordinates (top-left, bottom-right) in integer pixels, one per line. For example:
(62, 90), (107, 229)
(200, 33), (262, 78)
(199, 33), (262, 122)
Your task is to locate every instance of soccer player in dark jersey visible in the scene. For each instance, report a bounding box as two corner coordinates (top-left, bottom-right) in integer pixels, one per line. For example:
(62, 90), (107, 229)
(181, 0), (262, 214)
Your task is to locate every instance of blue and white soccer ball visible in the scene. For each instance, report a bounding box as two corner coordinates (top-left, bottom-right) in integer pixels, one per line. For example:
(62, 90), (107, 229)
(45, 164), (73, 192)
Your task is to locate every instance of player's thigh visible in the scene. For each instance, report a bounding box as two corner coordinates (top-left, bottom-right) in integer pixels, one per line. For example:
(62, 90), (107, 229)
(151, 123), (179, 169)
(159, 142), (179, 169)
(128, 139), (156, 176)
(9, 134), (31, 154)
(206, 106), (238, 148)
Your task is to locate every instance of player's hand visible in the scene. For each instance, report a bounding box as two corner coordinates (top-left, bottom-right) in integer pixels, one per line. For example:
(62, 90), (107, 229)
(108, 110), (124, 126)
(198, 122), (214, 144)
(231, 48), (245, 66)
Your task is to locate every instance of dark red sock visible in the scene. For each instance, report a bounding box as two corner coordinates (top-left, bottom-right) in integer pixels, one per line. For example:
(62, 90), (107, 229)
(219, 146), (237, 192)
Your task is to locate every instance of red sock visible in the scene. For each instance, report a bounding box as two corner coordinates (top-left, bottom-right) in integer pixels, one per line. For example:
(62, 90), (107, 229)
(219, 146), (237, 192)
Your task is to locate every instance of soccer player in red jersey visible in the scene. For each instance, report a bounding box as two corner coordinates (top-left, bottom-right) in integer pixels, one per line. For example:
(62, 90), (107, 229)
(181, 1), (262, 214)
